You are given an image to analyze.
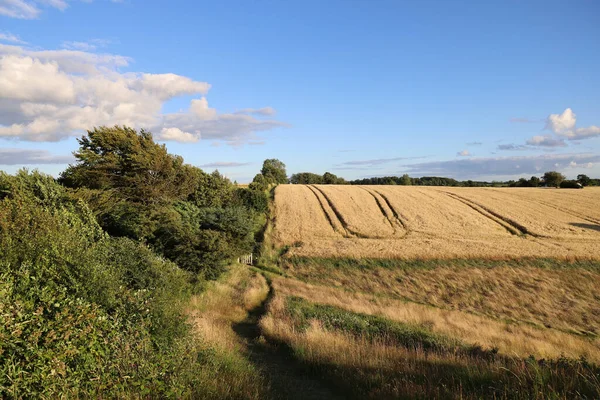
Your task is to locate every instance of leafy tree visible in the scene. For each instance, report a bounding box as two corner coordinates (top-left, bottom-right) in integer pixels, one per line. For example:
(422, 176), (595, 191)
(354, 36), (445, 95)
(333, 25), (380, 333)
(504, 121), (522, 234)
(189, 169), (234, 208)
(261, 159), (288, 184)
(560, 180), (582, 189)
(249, 173), (269, 191)
(543, 171), (566, 188)
(529, 176), (541, 187)
(290, 172), (323, 184)
(323, 172), (343, 184)
(60, 126), (198, 204)
(400, 174), (412, 185)
(577, 174), (592, 187)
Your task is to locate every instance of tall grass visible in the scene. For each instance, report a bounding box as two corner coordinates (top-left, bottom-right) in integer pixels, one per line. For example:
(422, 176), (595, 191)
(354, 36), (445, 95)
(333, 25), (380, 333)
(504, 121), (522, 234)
(261, 288), (600, 399)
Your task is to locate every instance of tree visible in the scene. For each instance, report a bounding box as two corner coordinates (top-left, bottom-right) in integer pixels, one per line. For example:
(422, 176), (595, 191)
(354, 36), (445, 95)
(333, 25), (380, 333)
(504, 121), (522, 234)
(323, 172), (342, 184)
(290, 172), (323, 184)
(400, 174), (412, 186)
(543, 171), (566, 188)
(60, 126), (198, 204)
(577, 174), (592, 187)
(249, 173), (269, 191)
(261, 159), (288, 184)
(529, 176), (541, 187)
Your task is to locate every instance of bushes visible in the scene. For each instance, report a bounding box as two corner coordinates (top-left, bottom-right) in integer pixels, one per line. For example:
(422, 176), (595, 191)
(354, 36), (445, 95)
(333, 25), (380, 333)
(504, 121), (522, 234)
(153, 203), (255, 278)
(0, 170), (197, 397)
(560, 180), (582, 189)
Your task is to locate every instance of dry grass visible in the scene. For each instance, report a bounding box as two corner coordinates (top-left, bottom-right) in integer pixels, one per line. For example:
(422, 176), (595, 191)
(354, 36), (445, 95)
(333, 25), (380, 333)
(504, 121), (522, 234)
(185, 264), (270, 399)
(273, 185), (600, 259)
(260, 284), (600, 399)
(284, 258), (600, 337)
(270, 276), (600, 361)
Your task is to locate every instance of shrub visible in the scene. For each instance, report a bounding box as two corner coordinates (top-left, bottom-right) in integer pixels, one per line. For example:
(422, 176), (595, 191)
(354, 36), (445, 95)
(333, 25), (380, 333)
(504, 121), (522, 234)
(560, 180), (582, 189)
(0, 170), (196, 397)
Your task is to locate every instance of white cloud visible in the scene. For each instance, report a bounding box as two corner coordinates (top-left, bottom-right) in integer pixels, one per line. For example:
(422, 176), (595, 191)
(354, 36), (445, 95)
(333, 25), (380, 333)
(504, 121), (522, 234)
(0, 0), (120, 19)
(0, 44), (286, 144)
(0, 32), (27, 44)
(189, 97), (217, 120)
(546, 108), (576, 135)
(546, 108), (600, 140)
(0, 0), (40, 19)
(158, 127), (199, 143)
(457, 150), (470, 156)
(526, 135), (566, 148)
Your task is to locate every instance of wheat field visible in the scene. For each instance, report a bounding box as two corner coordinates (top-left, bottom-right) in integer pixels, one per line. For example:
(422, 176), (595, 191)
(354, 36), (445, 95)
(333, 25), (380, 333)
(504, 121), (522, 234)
(273, 185), (600, 259)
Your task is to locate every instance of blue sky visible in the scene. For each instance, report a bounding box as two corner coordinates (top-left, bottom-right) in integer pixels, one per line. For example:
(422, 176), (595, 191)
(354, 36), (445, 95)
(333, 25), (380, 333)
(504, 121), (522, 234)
(1, 0), (599, 182)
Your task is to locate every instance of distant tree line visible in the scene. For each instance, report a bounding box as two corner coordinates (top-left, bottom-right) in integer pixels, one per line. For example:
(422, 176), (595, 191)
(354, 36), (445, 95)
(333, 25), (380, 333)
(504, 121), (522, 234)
(288, 170), (597, 189)
(289, 171), (347, 185)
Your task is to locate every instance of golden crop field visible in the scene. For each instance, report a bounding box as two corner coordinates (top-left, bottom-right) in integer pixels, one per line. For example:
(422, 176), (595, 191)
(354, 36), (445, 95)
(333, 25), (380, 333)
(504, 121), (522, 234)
(273, 185), (600, 259)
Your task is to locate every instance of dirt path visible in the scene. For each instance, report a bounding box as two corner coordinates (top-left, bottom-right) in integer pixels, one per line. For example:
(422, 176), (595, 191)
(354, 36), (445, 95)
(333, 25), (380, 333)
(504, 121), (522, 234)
(232, 285), (345, 400)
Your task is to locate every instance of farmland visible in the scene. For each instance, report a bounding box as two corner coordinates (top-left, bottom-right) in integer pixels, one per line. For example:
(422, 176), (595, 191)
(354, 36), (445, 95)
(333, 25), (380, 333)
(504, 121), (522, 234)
(273, 185), (600, 259)
(252, 184), (600, 398)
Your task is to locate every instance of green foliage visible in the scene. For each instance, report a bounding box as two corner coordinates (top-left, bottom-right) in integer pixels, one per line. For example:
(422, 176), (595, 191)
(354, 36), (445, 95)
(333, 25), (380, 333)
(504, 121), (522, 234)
(249, 173), (269, 191)
(577, 174), (592, 186)
(260, 158), (288, 184)
(61, 126), (264, 278)
(60, 126), (198, 204)
(153, 203), (255, 278)
(400, 173), (411, 185)
(543, 171), (566, 188)
(286, 297), (465, 352)
(189, 169), (234, 208)
(0, 170), (203, 398)
(232, 187), (269, 213)
(560, 180), (582, 189)
(289, 172), (324, 184)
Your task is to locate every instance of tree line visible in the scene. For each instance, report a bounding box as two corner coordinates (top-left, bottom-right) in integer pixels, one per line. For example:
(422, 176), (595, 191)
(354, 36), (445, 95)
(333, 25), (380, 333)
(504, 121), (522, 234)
(289, 171), (597, 188)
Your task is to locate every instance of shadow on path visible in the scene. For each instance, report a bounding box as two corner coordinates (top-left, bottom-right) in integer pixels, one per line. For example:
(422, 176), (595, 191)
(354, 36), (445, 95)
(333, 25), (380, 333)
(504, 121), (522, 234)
(232, 286), (345, 400)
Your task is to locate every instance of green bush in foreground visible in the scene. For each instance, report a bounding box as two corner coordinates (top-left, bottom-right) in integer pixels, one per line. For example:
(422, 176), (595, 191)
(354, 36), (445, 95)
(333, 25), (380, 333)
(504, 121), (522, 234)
(0, 170), (200, 397)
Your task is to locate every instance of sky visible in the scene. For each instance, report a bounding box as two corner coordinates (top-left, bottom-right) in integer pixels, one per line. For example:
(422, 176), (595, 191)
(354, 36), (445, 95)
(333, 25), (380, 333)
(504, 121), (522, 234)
(0, 0), (599, 183)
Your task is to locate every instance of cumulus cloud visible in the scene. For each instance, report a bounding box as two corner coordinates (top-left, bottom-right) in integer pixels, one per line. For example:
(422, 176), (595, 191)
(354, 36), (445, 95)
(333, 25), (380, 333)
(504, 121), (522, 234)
(0, 148), (74, 165)
(546, 108), (600, 140)
(403, 153), (600, 179)
(526, 135), (567, 148)
(0, 43), (286, 144)
(457, 150), (470, 156)
(199, 162), (252, 168)
(158, 127), (199, 143)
